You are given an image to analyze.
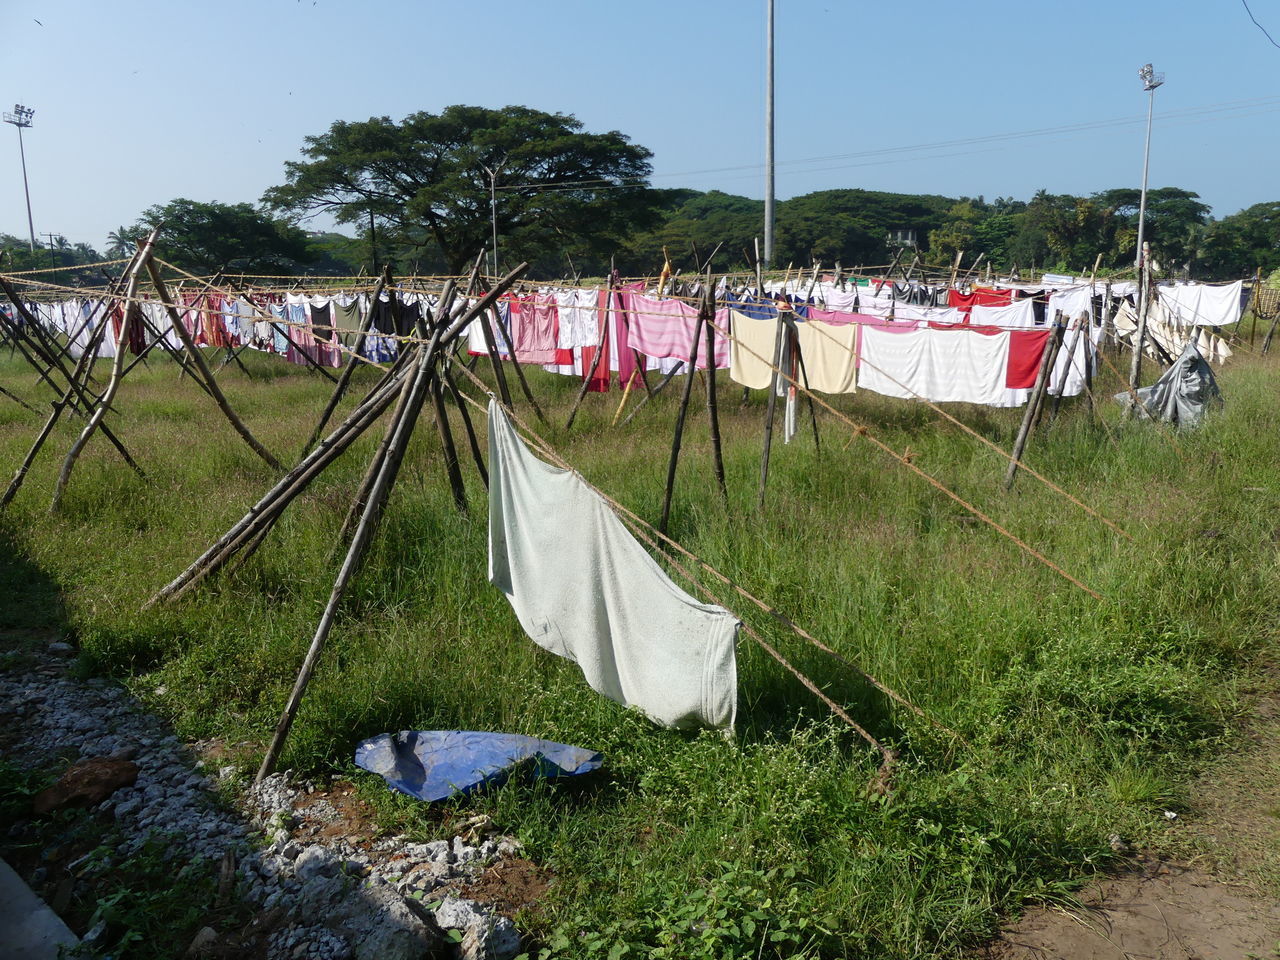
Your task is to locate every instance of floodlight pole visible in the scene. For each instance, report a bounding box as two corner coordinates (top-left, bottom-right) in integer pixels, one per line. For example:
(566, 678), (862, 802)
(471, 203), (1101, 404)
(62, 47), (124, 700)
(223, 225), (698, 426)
(763, 0), (775, 269)
(1134, 65), (1163, 271)
(4, 106), (37, 253)
(1128, 65), (1164, 409)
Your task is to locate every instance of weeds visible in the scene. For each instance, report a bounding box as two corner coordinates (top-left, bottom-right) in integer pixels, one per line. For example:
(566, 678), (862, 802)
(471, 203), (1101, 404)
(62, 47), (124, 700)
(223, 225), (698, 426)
(1, 347), (1277, 958)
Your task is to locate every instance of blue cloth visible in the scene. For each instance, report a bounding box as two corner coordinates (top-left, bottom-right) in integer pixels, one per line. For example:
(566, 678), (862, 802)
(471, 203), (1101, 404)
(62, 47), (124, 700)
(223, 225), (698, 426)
(355, 730), (602, 803)
(269, 304), (289, 355)
(726, 290), (777, 320)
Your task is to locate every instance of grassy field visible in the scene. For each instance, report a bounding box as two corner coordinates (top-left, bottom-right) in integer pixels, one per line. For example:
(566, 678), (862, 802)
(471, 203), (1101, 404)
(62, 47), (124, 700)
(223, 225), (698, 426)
(0, 338), (1276, 959)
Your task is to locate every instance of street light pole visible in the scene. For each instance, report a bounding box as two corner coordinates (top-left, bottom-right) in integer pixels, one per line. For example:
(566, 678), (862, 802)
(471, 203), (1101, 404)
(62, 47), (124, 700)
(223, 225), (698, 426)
(481, 159), (506, 278)
(1129, 64), (1164, 406)
(1134, 64), (1163, 270)
(763, 0), (775, 269)
(3, 104), (37, 253)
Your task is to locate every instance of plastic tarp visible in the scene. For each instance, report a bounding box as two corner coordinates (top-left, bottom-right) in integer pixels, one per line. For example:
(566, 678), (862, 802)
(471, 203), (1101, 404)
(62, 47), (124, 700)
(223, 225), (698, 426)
(355, 730), (603, 803)
(1114, 341), (1222, 428)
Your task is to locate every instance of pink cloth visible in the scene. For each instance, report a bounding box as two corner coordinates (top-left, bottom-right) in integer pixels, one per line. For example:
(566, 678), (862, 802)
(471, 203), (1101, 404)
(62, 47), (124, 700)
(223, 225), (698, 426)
(510, 294), (558, 365)
(627, 294), (729, 368)
(612, 291), (639, 386)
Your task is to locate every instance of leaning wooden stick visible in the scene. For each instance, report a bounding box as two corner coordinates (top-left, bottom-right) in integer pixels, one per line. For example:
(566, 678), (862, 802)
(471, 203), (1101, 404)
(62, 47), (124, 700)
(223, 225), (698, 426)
(144, 258), (284, 471)
(703, 275), (727, 503)
(1004, 313), (1064, 491)
(659, 306), (707, 534)
(145, 264), (528, 607)
(255, 313), (445, 785)
(302, 270), (388, 454)
(51, 230), (159, 511)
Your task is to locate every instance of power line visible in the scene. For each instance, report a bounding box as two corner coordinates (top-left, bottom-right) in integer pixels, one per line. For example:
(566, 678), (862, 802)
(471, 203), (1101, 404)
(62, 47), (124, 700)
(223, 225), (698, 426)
(1241, 0), (1280, 49)
(491, 93), (1280, 196)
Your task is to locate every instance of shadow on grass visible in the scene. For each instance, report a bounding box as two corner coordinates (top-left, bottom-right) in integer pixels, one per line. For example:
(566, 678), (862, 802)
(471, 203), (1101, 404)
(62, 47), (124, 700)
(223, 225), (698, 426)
(0, 524), (70, 660)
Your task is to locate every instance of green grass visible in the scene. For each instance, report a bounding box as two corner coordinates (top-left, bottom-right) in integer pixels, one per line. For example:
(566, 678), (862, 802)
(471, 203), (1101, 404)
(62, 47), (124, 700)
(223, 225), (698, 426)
(0, 342), (1276, 958)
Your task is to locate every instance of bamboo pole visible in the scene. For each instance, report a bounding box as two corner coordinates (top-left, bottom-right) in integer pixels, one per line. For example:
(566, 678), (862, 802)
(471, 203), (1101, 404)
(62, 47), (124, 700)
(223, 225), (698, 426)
(1004, 313), (1064, 491)
(1, 287), (124, 509)
(658, 307), (707, 535)
(255, 312), (445, 785)
(145, 263), (528, 607)
(619, 360), (683, 427)
(703, 277), (727, 504)
(492, 301), (547, 424)
(50, 230), (159, 511)
(442, 364), (487, 489)
(756, 308), (787, 512)
(143, 259), (284, 471)
(302, 271), (388, 454)
(431, 371), (468, 514)
(565, 285), (612, 431)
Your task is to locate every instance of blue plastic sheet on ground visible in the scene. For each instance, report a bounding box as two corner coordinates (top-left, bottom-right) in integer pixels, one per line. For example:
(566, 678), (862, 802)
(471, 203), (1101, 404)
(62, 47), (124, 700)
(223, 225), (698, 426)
(354, 730), (603, 803)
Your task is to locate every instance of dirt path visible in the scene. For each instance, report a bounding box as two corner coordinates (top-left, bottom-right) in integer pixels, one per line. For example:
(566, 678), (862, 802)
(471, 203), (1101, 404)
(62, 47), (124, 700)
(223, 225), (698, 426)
(983, 679), (1280, 960)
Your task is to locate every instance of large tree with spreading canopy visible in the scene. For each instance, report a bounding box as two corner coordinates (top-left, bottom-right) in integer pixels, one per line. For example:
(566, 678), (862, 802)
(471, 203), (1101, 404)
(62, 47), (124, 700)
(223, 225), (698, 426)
(262, 104), (657, 275)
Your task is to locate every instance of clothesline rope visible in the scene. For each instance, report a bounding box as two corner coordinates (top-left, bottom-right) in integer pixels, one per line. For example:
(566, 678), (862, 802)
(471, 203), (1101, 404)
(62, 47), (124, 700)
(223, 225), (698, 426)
(800, 315), (1132, 540)
(696, 311), (1106, 601)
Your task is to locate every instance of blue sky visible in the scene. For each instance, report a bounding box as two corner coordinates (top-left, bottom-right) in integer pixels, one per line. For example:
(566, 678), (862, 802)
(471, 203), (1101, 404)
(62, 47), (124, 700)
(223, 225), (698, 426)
(4, 0), (1280, 250)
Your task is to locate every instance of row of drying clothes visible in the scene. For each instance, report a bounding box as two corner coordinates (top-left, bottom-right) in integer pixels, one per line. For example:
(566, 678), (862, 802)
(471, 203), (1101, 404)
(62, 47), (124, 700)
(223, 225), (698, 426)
(4, 290), (436, 368)
(465, 283), (1095, 409)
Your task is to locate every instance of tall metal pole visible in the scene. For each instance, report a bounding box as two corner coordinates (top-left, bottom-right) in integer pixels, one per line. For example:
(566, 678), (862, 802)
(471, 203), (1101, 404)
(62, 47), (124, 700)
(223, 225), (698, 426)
(1128, 65), (1163, 410)
(763, 0), (775, 269)
(483, 159), (505, 278)
(16, 125), (35, 253)
(1134, 86), (1157, 268)
(4, 106), (37, 253)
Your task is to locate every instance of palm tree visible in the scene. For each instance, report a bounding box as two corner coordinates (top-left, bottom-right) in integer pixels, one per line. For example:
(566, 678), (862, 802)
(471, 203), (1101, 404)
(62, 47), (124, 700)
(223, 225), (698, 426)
(105, 226), (136, 258)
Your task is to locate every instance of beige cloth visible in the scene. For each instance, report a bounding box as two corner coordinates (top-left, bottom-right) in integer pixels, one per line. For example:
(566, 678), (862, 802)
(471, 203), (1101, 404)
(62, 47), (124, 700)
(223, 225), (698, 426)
(1115, 301), (1233, 365)
(795, 320), (858, 394)
(728, 310), (779, 389)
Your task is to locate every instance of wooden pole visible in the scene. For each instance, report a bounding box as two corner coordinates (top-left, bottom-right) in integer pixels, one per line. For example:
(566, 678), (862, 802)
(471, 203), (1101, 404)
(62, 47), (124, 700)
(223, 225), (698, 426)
(50, 230), (159, 511)
(1004, 313), (1064, 491)
(491, 301), (547, 425)
(442, 364), (487, 489)
(146, 263), (528, 607)
(1, 288), (124, 509)
(1127, 242), (1152, 409)
(619, 361), (684, 427)
(302, 271), (387, 454)
(144, 259), (284, 471)
(703, 277), (727, 504)
(255, 312), (445, 785)
(756, 307), (788, 512)
(1048, 314), (1086, 423)
(658, 308), (707, 535)
(565, 286), (612, 431)
(430, 371), (468, 513)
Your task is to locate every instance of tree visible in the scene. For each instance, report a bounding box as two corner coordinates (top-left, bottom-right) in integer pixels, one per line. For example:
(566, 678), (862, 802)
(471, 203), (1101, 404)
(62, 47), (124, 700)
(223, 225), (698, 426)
(1092, 187), (1210, 272)
(105, 226), (137, 258)
(1200, 201), (1280, 278)
(262, 104), (657, 275)
(131, 199), (312, 275)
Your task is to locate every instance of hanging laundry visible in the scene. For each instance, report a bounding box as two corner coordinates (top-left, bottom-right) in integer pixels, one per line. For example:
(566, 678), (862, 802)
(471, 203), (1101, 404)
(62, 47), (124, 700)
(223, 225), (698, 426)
(487, 401), (739, 732)
(858, 325), (1011, 406)
(793, 320), (858, 394)
(971, 298), (1036, 329)
(627, 294), (729, 367)
(1157, 280), (1244, 328)
(554, 288), (601, 349)
(728, 310), (780, 389)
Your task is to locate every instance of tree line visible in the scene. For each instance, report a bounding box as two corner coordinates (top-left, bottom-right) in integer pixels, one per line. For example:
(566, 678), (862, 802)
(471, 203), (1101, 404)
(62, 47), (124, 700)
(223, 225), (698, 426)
(4, 104), (1278, 283)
